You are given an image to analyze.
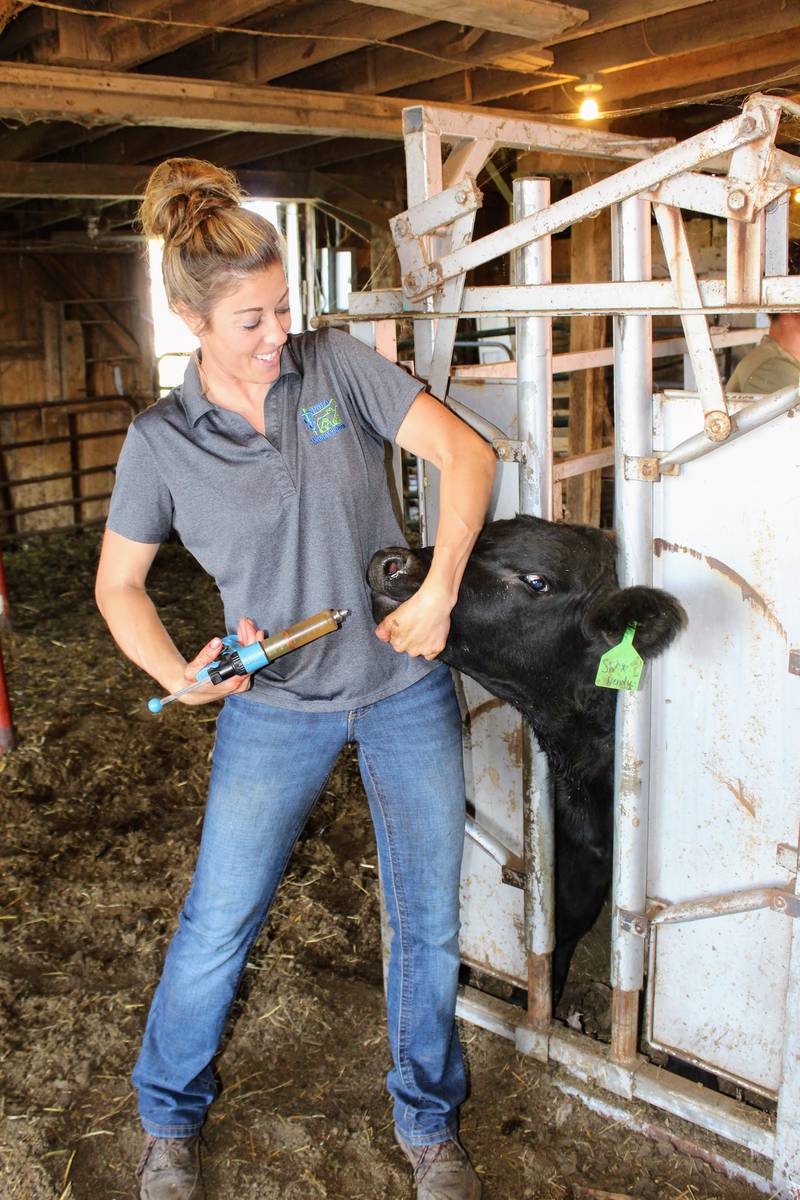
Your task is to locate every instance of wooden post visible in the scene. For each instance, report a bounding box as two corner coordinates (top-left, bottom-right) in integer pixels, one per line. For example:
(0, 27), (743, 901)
(566, 210), (611, 526)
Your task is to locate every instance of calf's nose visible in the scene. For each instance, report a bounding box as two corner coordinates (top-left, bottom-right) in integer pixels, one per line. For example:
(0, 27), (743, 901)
(367, 547), (415, 592)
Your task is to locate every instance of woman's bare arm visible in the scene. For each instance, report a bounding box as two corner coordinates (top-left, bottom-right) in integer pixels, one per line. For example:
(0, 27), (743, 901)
(375, 391), (496, 659)
(95, 528), (260, 703)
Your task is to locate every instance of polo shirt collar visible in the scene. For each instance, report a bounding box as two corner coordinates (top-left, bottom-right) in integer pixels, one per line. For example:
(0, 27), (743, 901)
(178, 337), (303, 428)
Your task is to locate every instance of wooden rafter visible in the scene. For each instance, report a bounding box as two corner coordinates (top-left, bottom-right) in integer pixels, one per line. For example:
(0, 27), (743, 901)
(0, 61), (412, 138)
(0, 62), (669, 159)
(0, 159), (393, 201)
(348, 0), (587, 42)
(277, 22), (554, 95)
(512, 24), (800, 116)
(549, 0), (800, 81)
(150, 2), (432, 87)
(549, 0), (723, 45)
(0, 161), (396, 226)
(30, 0), (287, 69)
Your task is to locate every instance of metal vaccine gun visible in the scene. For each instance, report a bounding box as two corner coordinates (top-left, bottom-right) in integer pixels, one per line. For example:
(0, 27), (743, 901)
(148, 608), (350, 714)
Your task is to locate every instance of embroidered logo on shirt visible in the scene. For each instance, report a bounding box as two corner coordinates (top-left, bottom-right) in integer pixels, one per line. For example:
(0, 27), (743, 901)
(302, 397), (346, 444)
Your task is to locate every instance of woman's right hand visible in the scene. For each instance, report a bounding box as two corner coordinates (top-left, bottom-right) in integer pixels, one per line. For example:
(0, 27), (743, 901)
(178, 616), (265, 705)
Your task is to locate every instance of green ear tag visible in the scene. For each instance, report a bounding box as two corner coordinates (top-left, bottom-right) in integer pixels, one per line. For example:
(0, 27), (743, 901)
(595, 623), (643, 692)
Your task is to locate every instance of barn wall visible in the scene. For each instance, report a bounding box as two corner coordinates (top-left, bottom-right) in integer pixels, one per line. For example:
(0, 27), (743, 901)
(0, 249), (154, 538)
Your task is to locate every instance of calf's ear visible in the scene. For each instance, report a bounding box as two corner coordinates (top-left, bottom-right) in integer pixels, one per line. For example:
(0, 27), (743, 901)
(584, 586), (687, 659)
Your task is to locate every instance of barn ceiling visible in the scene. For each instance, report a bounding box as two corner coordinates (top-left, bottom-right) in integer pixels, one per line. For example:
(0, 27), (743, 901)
(0, 0), (799, 249)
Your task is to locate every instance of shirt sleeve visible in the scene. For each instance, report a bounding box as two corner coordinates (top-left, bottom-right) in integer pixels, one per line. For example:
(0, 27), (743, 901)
(324, 327), (425, 442)
(106, 421), (174, 543)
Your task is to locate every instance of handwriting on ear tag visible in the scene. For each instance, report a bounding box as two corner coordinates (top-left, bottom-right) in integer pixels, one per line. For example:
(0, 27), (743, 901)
(595, 624), (643, 692)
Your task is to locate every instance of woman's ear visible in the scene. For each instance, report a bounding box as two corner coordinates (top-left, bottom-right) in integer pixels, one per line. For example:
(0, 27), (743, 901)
(173, 301), (204, 337)
(584, 586), (687, 659)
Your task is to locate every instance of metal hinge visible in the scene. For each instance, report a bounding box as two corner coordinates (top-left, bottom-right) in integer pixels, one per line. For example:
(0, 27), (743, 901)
(618, 908), (649, 937)
(624, 455), (681, 482)
(492, 438), (528, 463)
(620, 889), (800, 935)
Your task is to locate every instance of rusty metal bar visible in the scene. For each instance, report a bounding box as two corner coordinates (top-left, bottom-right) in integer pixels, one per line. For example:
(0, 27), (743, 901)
(0, 517), (106, 544)
(653, 202), (731, 442)
(610, 195), (654, 1066)
(648, 887), (800, 926)
(0, 491), (112, 520)
(404, 109), (442, 541)
(456, 985), (775, 1160)
(0, 427), (129, 454)
(465, 816), (524, 873)
(1, 462), (116, 489)
(515, 177), (556, 1029)
(774, 848), (800, 1193)
(0, 394), (142, 417)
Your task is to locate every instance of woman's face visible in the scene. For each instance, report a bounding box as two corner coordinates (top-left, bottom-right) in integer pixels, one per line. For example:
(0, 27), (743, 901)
(191, 262), (292, 388)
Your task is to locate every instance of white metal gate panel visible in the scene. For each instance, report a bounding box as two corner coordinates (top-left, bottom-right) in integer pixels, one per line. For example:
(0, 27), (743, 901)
(459, 673), (526, 985)
(647, 391), (800, 1094)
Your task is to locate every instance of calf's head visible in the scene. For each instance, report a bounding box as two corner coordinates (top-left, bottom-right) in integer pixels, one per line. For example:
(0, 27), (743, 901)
(369, 515), (686, 716)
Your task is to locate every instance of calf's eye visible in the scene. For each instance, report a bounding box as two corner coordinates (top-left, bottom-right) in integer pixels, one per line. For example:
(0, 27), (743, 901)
(521, 573), (551, 594)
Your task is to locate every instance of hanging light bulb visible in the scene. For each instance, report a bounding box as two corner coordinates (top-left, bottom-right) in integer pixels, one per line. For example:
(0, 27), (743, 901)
(575, 76), (603, 121)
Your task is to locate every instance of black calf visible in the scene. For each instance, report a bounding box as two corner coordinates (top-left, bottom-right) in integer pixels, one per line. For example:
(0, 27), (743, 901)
(369, 515), (686, 1001)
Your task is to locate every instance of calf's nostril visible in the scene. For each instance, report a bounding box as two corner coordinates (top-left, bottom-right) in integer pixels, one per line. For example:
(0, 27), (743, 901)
(383, 555), (405, 580)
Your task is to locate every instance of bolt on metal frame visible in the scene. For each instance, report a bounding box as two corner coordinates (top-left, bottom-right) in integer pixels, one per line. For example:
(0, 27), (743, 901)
(322, 93), (800, 1196)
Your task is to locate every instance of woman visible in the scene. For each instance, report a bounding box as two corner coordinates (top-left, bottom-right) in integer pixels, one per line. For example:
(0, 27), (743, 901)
(95, 158), (496, 1200)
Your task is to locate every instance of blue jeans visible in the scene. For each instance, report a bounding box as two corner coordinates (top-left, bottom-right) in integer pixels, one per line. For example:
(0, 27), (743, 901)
(133, 665), (468, 1146)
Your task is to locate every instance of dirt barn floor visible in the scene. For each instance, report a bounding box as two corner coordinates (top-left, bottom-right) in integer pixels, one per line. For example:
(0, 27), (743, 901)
(0, 532), (773, 1200)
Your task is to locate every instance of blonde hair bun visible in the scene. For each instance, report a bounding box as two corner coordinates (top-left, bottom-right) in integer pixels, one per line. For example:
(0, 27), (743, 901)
(138, 157), (286, 323)
(140, 158), (243, 247)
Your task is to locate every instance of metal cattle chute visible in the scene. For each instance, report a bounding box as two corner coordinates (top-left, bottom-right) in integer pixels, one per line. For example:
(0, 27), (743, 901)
(332, 94), (800, 1197)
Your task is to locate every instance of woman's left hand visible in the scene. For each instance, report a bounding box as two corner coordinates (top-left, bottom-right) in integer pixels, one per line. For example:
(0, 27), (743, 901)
(374, 587), (452, 660)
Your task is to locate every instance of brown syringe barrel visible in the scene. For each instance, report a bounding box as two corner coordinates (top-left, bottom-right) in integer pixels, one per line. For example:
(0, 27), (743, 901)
(259, 608), (347, 662)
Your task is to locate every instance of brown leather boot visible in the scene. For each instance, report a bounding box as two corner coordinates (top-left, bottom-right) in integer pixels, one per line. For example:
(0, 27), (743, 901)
(136, 1134), (205, 1200)
(396, 1133), (482, 1199)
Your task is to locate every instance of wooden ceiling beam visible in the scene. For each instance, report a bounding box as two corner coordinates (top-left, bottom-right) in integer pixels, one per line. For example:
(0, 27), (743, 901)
(0, 120), (130, 162)
(0, 161), (297, 199)
(57, 127), (238, 168)
(550, 0), (800, 80)
(149, 2), (431, 86)
(391, 68), (570, 106)
(549, 0), (721, 45)
(512, 26), (800, 115)
(249, 136), (403, 173)
(275, 21), (553, 95)
(347, 0), (587, 42)
(392, 0), (781, 108)
(599, 63), (800, 120)
(146, 133), (331, 170)
(0, 62), (669, 157)
(0, 61), (412, 138)
(29, 0), (286, 70)
(0, 160), (396, 213)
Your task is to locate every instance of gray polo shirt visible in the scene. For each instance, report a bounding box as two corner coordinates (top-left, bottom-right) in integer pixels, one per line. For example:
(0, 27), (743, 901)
(107, 327), (436, 711)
